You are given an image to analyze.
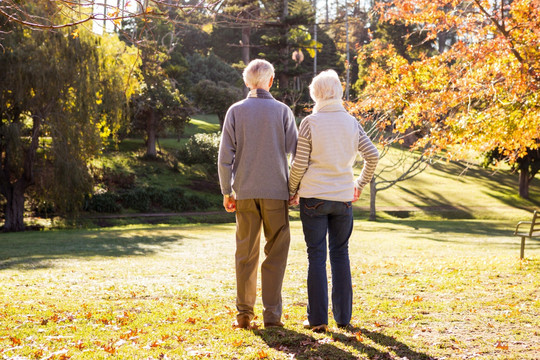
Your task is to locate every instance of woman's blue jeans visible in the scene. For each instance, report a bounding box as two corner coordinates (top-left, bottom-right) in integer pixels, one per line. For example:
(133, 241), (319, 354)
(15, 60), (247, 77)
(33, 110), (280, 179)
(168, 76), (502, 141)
(300, 197), (353, 326)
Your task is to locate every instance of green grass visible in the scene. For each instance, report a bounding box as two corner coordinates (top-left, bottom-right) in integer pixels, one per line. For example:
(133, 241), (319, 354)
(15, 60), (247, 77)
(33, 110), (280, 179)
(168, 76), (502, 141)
(183, 114), (221, 137)
(352, 148), (540, 222)
(1, 220), (539, 359)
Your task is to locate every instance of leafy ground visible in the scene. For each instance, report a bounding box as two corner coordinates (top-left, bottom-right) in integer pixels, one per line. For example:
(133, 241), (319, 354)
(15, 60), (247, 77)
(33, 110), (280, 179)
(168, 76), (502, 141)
(1, 219), (539, 359)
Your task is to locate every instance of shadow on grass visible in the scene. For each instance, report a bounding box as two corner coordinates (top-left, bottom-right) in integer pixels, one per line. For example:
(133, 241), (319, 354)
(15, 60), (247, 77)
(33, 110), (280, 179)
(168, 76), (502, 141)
(0, 228), (184, 270)
(256, 327), (435, 360)
(430, 161), (540, 209)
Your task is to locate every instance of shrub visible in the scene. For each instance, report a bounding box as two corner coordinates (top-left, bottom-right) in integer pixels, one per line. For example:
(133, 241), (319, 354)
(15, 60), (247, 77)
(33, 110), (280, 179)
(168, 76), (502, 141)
(84, 192), (121, 213)
(178, 132), (220, 168)
(84, 186), (212, 213)
(161, 188), (188, 211)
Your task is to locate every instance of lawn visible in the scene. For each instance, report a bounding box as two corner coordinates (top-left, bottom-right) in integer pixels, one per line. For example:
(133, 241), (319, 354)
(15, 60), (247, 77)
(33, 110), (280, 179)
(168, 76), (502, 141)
(1, 219), (539, 359)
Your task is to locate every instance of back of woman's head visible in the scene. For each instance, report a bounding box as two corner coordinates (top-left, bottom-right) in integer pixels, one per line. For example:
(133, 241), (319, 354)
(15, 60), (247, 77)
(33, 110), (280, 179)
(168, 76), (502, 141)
(243, 59), (275, 89)
(309, 70), (343, 102)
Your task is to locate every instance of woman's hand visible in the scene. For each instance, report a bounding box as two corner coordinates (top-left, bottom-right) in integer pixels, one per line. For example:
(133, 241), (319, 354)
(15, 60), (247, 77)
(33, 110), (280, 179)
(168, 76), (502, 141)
(289, 194), (299, 206)
(353, 187), (361, 202)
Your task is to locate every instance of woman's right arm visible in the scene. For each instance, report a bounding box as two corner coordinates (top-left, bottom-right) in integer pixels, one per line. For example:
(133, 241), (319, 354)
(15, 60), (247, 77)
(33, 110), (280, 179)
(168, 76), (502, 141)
(288, 119), (311, 196)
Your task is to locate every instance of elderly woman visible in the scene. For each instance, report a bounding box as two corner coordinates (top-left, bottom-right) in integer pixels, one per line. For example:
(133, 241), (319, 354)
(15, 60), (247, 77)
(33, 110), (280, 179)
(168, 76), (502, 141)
(289, 69), (379, 332)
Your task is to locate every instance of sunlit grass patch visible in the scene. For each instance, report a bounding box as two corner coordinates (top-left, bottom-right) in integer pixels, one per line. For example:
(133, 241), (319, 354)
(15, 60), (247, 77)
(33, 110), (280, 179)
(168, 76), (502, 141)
(1, 220), (539, 359)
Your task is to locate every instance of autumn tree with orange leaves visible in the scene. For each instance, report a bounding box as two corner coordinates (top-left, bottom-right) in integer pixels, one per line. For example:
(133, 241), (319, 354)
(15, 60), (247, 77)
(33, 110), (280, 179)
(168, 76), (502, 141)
(354, 0), (540, 198)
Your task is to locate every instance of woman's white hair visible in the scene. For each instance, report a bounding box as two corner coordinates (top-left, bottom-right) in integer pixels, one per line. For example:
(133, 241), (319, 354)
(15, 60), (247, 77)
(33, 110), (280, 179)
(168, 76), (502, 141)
(243, 59), (275, 89)
(309, 69), (343, 102)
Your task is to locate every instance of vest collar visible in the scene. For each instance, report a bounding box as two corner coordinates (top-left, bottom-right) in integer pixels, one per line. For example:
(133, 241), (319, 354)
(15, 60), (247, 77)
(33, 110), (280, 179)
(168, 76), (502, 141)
(248, 89), (274, 99)
(313, 99), (345, 113)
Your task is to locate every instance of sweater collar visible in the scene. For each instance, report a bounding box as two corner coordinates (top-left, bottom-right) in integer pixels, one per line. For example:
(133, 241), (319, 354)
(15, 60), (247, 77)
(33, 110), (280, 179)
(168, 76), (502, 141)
(248, 88), (274, 99)
(313, 99), (345, 113)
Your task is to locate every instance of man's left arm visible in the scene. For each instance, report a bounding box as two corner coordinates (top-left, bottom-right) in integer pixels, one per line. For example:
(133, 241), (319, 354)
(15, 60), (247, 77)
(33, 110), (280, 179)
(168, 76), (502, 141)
(218, 109), (237, 211)
(284, 109), (298, 157)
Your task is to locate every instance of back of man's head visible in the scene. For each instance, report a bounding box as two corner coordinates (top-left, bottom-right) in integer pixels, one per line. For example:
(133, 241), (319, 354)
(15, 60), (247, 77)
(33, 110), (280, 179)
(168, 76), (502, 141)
(243, 59), (275, 89)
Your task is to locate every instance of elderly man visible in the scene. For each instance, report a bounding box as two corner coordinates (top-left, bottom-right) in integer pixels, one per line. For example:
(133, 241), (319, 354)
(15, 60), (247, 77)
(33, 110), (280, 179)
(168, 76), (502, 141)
(218, 59), (298, 329)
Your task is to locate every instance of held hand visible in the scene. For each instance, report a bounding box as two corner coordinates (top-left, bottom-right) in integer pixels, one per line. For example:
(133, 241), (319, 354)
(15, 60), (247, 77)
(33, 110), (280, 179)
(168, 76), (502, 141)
(353, 187), (361, 202)
(288, 194), (299, 206)
(223, 195), (236, 212)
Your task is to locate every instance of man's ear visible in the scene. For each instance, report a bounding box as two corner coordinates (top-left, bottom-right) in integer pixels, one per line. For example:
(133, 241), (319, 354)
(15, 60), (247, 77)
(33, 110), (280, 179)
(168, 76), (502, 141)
(268, 76), (274, 88)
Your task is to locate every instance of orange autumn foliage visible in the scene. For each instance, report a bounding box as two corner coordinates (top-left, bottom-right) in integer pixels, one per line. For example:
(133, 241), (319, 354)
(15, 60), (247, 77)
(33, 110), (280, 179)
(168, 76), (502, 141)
(355, 0), (540, 163)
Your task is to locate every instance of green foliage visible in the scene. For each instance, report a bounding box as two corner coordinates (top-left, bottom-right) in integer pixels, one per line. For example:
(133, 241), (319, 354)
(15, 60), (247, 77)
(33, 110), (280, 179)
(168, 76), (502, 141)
(192, 80), (243, 126)
(84, 192), (121, 213)
(177, 133), (220, 168)
(185, 53), (243, 89)
(84, 186), (210, 213)
(129, 43), (192, 151)
(0, 7), (138, 229)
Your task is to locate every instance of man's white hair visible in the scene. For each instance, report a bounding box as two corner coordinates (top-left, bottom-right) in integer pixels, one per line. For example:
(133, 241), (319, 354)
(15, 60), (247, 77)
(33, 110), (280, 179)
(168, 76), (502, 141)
(243, 59), (275, 89)
(309, 69), (343, 102)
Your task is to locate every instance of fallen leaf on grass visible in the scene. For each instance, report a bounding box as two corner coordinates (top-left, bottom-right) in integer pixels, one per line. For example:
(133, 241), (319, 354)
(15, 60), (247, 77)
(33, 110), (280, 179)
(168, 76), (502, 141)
(354, 332), (364, 342)
(10, 336), (21, 346)
(318, 337), (334, 344)
(120, 328), (142, 340)
(144, 339), (163, 349)
(185, 317), (197, 324)
(495, 341), (508, 350)
(34, 349), (44, 358)
(187, 348), (214, 357)
(232, 339), (243, 347)
(257, 350), (268, 359)
(102, 342), (117, 354)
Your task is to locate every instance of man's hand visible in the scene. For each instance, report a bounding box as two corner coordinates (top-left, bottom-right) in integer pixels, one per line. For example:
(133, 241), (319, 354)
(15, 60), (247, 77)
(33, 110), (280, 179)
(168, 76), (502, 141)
(289, 194), (299, 206)
(353, 187), (361, 202)
(223, 195), (236, 212)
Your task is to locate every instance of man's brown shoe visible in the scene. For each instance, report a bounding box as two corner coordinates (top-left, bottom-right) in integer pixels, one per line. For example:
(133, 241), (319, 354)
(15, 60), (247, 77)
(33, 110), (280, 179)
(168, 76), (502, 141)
(233, 314), (251, 329)
(264, 321), (284, 328)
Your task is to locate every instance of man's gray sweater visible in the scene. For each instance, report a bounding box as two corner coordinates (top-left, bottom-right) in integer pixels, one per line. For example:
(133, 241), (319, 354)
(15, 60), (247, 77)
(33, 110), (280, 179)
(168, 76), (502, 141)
(218, 89), (298, 200)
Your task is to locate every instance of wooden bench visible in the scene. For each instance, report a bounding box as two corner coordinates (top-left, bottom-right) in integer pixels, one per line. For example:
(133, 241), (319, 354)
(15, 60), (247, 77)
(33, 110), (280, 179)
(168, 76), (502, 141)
(514, 210), (540, 259)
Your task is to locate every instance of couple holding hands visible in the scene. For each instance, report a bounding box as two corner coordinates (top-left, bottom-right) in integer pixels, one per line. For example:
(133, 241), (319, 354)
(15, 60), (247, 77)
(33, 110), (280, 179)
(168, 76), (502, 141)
(218, 59), (379, 332)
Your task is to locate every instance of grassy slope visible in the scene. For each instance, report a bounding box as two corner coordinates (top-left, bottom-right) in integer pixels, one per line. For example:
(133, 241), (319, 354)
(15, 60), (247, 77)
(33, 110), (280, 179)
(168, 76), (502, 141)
(0, 221), (538, 359)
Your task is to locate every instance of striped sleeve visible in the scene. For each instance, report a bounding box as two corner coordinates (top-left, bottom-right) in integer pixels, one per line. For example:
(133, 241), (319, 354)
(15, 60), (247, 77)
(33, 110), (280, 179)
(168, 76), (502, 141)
(288, 120), (312, 196)
(355, 122), (379, 189)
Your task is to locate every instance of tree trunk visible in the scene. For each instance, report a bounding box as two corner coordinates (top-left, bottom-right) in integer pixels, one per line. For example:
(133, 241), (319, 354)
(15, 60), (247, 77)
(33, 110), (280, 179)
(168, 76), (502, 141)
(146, 113), (157, 158)
(218, 114), (225, 131)
(369, 179), (377, 221)
(241, 26), (250, 66)
(519, 167), (529, 199)
(241, 26), (250, 97)
(3, 184), (26, 232)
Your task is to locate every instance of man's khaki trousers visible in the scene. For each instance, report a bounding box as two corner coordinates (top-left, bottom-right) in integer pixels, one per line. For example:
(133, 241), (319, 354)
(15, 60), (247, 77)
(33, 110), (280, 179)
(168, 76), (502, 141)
(235, 198), (291, 325)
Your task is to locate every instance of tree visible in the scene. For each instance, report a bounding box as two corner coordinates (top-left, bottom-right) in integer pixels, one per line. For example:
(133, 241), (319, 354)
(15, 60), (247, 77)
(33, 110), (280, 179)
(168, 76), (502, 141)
(484, 145), (540, 199)
(356, 0), (540, 198)
(130, 44), (191, 158)
(192, 80), (243, 129)
(0, 0), (216, 32)
(0, 4), (136, 231)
